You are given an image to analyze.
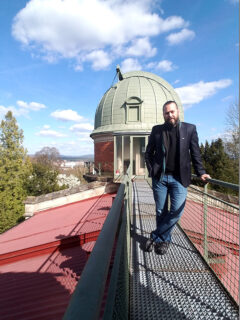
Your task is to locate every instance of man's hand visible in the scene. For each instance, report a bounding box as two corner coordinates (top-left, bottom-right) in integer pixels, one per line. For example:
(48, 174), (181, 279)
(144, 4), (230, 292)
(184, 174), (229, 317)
(200, 174), (211, 182)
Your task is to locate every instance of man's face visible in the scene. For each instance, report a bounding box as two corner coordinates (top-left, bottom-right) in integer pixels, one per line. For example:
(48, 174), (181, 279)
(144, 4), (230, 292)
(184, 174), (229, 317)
(163, 102), (179, 126)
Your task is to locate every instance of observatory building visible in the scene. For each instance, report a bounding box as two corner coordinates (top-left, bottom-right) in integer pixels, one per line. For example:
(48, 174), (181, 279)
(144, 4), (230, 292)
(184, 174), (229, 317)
(90, 67), (184, 178)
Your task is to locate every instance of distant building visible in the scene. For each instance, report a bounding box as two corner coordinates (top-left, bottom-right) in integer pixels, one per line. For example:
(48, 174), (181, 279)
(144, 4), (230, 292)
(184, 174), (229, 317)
(91, 67), (184, 178)
(60, 160), (84, 169)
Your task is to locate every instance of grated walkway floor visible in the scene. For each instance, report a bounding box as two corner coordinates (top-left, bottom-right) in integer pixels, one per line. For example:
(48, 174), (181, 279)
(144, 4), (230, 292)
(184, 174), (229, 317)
(130, 180), (239, 320)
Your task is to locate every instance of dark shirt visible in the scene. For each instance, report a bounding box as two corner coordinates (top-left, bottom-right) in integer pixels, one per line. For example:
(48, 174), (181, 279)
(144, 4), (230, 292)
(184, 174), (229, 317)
(165, 125), (179, 176)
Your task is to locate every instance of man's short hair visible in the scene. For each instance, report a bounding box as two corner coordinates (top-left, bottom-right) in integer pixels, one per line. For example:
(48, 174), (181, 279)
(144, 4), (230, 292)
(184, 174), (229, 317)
(163, 100), (178, 111)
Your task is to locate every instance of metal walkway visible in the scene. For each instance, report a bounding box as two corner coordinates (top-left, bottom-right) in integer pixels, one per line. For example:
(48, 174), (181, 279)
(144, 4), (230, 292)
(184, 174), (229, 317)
(130, 180), (239, 320)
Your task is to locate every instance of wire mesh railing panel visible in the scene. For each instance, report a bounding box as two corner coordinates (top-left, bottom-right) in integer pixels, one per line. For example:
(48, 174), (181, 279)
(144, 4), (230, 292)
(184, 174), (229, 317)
(107, 215), (130, 320)
(102, 198), (130, 320)
(63, 178), (128, 319)
(101, 176), (131, 320)
(182, 185), (239, 304)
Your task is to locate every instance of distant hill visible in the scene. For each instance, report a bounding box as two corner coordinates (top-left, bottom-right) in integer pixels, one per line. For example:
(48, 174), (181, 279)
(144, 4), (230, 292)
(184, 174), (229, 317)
(60, 154), (94, 161)
(28, 154), (94, 162)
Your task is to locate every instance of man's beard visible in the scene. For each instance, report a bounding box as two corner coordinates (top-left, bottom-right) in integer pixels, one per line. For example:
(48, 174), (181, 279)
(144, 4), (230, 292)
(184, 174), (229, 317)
(164, 116), (179, 127)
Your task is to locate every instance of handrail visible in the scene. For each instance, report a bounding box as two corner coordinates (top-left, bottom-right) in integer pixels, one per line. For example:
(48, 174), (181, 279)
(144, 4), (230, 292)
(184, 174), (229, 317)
(63, 168), (131, 319)
(191, 174), (239, 191)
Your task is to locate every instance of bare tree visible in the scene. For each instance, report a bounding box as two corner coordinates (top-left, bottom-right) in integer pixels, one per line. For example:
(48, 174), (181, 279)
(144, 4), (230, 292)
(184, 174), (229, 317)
(34, 147), (62, 169)
(225, 100), (239, 131)
(224, 101), (239, 160)
(71, 165), (88, 184)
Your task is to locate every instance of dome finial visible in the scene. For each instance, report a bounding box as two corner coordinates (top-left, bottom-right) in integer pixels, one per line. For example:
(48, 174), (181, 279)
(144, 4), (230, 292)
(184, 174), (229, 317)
(116, 65), (123, 81)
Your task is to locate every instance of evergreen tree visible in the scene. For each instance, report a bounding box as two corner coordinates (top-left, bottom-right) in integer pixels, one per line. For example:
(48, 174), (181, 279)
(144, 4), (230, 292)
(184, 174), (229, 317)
(200, 138), (238, 193)
(26, 162), (61, 196)
(0, 111), (32, 233)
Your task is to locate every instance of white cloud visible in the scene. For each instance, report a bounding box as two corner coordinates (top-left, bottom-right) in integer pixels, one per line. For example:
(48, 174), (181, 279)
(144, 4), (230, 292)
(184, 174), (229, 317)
(0, 105), (28, 119)
(51, 109), (83, 122)
(0, 100), (46, 120)
(145, 62), (156, 69)
(43, 124), (50, 129)
(121, 58), (142, 73)
(175, 79), (232, 108)
(12, 0), (189, 69)
(82, 50), (112, 70)
(159, 16), (189, 32)
(0, 105), (15, 118)
(146, 59), (176, 72)
(70, 123), (94, 132)
(125, 37), (157, 57)
(156, 60), (176, 72)
(36, 129), (67, 137)
(16, 100), (46, 110)
(166, 28), (195, 45)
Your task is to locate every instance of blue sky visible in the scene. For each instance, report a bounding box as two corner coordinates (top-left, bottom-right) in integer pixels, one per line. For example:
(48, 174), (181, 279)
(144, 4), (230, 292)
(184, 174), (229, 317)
(0, 0), (238, 156)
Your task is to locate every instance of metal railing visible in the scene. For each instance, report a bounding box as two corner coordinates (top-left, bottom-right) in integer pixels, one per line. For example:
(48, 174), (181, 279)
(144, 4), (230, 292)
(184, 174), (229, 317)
(181, 175), (239, 304)
(63, 172), (238, 319)
(63, 168), (131, 320)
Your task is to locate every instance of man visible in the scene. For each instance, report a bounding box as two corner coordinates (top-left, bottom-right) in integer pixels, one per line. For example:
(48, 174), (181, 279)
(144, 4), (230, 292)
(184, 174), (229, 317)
(145, 101), (210, 255)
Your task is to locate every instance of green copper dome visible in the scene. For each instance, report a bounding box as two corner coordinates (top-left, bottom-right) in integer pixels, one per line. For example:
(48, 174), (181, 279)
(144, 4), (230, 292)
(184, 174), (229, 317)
(91, 70), (183, 136)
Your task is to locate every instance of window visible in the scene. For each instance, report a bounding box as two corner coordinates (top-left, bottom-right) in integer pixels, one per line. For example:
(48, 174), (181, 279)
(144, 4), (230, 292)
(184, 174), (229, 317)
(128, 106), (139, 122)
(125, 96), (143, 123)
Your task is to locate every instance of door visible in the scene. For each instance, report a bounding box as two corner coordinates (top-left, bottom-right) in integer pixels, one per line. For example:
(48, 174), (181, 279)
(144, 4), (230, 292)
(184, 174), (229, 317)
(133, 137), (145, 175)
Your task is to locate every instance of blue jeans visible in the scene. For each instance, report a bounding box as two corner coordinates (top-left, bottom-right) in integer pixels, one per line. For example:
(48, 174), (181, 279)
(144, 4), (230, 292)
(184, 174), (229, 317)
(151, 175), (187, 243)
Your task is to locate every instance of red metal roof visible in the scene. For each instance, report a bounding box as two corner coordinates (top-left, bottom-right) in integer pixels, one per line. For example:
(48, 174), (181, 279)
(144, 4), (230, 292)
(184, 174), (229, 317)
(0, 193), (115, 320)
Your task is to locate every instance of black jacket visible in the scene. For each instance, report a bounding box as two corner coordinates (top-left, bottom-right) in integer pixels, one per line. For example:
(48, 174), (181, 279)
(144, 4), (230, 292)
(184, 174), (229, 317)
(145, 122), (206, 187)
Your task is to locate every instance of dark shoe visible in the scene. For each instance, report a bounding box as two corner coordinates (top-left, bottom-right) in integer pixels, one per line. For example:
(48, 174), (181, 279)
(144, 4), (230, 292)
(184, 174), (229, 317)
(145, 238), (154, 252)
(155, 242), (170, 255)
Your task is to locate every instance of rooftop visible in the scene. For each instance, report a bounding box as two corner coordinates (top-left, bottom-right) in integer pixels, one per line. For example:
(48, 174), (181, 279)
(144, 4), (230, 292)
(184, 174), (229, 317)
(0, 191), (116, 320)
